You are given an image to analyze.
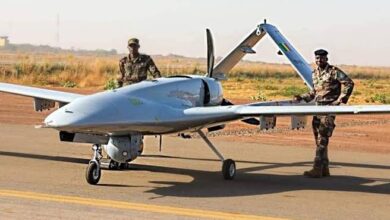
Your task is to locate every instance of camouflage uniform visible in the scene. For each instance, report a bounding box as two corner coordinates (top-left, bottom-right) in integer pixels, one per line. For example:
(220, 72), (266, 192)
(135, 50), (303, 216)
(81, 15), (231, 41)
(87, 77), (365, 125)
(118, 54), (161, 87)
(301, 64), (354, 174)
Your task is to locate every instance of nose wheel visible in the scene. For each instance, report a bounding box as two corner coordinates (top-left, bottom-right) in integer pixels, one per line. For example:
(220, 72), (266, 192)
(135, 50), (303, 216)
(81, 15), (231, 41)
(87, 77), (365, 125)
(86, 161), (101, 184)
(86, 144), (102, 185)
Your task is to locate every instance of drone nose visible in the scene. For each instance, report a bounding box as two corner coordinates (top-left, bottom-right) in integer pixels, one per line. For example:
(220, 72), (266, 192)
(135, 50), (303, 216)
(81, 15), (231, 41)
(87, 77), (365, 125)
(44, 107), (81, 128)
(44, 94), (123, 129)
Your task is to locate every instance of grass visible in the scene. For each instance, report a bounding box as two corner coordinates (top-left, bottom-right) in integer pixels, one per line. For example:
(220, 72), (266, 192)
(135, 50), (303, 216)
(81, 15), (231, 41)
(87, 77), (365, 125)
(369, 93), (390, 104)
(0, 52), (390, 104)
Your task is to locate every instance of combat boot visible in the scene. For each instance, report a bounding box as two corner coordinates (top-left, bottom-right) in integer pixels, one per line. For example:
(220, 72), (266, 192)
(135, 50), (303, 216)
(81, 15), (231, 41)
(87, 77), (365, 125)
(322, 166), (330, 177)
(303, 167), (323, 178)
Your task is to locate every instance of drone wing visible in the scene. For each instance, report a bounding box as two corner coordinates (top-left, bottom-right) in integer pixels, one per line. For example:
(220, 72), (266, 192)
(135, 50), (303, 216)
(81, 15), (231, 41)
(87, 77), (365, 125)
(0, 82), (84, 111)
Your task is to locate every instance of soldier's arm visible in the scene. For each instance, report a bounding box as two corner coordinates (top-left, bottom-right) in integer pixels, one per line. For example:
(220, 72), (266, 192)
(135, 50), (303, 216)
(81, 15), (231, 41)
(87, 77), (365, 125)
(300, 90), (316, 102)
(295, 71), (316, 102)
(117, 58), (126, 87)
(336, 68), (354, 104)
(147, 57), (161, 78)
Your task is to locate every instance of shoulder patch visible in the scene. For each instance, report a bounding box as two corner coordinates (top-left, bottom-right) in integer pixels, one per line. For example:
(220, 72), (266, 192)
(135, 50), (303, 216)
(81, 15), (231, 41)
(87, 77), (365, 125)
(327, 65), (338, 78)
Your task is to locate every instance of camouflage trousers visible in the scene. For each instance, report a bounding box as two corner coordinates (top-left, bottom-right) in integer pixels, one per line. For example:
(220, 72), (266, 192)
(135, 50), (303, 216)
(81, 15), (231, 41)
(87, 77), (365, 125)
(312, 115), (336, 168)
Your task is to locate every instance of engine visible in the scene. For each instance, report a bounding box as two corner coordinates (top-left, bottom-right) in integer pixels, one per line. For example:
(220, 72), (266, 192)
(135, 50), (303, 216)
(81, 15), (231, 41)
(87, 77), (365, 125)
(202, 78), (223, 106)
(103, 135), (143, 163)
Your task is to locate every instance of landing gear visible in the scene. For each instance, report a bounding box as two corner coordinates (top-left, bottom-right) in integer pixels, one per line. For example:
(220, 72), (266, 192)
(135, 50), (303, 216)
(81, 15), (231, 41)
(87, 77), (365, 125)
(86, 161), (101, 184)
(222, 159), (236, 180)
(101, 156), (128, 170)
(86, 144), (102, 185)
(108, 159), (121, 170)
(197, 130), (236, 180)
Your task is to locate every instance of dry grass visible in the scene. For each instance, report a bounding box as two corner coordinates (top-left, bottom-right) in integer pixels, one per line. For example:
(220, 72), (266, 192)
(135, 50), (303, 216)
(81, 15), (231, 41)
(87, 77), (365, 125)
(0, 52), (389, 104)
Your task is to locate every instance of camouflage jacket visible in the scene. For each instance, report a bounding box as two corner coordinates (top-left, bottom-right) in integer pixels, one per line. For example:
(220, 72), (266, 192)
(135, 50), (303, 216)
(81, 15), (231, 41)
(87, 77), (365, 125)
(118, 54), (161, 86)
(302, 65), (354, 104)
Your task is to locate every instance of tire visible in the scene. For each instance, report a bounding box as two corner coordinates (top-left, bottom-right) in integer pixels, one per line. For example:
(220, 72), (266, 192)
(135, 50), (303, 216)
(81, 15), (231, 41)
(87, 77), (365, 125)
(86, 162), (101, 185)
(119, 162), (129, 170)
(138, 143), (144, 155)
(222, 159), (236, 180)
(108, 160), (120, 170)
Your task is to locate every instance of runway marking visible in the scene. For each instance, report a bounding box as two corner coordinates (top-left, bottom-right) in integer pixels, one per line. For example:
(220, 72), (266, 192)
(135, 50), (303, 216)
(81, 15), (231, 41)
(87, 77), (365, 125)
(0, 189), (288, 220)
(362, 181), (388, 187)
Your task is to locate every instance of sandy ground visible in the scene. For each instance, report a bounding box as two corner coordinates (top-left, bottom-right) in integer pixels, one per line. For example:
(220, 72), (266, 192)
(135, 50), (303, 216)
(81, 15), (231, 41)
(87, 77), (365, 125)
(0, 88), (389, 220)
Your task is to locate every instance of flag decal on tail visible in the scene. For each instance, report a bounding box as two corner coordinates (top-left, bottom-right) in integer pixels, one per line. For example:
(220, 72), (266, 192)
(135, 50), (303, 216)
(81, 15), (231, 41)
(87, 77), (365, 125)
(278, 42), (291, 52)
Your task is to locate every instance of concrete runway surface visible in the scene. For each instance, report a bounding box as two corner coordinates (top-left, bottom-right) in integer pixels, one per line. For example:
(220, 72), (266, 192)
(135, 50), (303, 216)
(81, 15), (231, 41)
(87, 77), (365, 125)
(0, 123), (389, 220)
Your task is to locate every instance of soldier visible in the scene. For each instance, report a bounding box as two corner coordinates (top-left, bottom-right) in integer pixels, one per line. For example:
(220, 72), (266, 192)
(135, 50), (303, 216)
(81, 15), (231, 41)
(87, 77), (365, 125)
(117, 38), (161, 87)
(294, 49), (354, 178)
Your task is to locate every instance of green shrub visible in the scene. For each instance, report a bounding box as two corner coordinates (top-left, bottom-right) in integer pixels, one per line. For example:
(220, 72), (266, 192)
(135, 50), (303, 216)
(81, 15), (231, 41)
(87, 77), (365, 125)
(62, 81), (77, 88)
(279, 86), (308, 97)
(370, 94), (390, 104)
(264, 85), (278, 90)
(250, 91), (267, 101)
(104, 79), (118, 90)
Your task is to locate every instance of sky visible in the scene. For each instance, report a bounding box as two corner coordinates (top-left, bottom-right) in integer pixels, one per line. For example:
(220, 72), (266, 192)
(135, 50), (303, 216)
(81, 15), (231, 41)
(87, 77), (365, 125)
(1, 0), (390, 66)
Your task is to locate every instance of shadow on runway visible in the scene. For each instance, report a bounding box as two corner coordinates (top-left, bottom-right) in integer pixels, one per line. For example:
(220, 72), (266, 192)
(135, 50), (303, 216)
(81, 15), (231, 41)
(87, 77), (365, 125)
(0, 150), (389, 197)
(98, 183), (146, 188)
(128, 163), (390, 197)
(0, 150), (89, 164)
(141, 154), (390, 170)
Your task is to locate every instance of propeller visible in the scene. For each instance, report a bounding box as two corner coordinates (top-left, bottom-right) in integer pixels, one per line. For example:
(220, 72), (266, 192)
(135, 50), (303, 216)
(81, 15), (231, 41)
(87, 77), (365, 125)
(205, 29), (260, 127)
(206, 28), (215, 78)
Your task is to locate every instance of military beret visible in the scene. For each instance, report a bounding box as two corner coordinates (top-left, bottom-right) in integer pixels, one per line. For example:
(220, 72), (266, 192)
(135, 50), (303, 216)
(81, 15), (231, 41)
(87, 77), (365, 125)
(314, 49), (328, 56)
(128, 38), (140, 46)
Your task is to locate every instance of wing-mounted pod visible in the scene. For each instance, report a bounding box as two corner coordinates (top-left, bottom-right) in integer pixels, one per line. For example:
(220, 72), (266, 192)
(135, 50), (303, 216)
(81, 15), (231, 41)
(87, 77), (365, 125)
(34, 98), (56, 111)
(291, 115), (307, 130)
(34, 98), (67, 111)
(259, 115), (276, 130)
(0, 82), (83, 112)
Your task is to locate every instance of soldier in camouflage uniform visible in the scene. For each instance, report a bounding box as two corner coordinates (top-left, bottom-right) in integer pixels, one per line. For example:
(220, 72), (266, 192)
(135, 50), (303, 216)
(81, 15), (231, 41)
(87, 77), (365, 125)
(294, 49), (354, 178)
(117, 38), (161, 87)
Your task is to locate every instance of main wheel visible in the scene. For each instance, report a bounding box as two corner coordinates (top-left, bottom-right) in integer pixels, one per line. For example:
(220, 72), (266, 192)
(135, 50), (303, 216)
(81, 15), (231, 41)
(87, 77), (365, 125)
(222, 159), (236, 180)
(108, 160), (120, 170)
(86, 162), (101, 185)
(138, 142), (144, 155)
(119, 162), (129, 170)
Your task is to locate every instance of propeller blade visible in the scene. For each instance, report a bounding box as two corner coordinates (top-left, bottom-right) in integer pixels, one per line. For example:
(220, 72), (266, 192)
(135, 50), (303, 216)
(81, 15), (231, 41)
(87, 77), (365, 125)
(206, 28), (215, 77)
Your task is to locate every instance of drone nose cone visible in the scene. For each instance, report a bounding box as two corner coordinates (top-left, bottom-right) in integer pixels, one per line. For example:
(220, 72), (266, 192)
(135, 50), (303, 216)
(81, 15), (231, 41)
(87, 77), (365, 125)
(44, 107), (83, 128)
(44, 93), (123, 129)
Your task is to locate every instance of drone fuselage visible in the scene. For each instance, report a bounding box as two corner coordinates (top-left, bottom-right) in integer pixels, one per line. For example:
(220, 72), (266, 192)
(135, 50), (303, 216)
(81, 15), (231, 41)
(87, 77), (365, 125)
(44, 75), (226, 135)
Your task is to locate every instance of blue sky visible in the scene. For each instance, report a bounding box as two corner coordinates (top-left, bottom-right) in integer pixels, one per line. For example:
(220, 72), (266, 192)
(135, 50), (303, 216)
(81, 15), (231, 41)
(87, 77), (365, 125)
(1, 0), (390, 66)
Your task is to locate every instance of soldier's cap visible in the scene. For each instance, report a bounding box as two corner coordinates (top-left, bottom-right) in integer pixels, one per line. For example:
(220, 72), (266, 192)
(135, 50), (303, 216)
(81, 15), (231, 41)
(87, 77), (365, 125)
(314, 49), (328, 56)
(128, 38), (140, 46)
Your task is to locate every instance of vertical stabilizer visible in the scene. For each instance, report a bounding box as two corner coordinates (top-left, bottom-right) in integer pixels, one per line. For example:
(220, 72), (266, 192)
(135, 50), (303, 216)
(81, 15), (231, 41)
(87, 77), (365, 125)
(260, 24), (313, 89)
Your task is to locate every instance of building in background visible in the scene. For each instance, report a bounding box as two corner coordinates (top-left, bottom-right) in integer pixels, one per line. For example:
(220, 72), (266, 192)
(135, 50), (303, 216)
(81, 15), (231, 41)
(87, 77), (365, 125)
(0, 36), (9, 47)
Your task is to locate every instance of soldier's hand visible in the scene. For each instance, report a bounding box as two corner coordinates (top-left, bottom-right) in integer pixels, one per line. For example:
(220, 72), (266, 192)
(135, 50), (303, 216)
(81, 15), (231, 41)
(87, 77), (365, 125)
(124, 76), (137, 82)
(331, 100), (341, 106)
(340, 97), (349, 104)
(123, 76), (132, 82)
(293, 95), (303, 102)
(116, 80), (123, 88)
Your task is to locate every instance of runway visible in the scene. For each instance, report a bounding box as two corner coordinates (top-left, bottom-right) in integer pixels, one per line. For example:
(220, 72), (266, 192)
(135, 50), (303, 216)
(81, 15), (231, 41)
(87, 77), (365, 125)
(0, 123), (389, 220)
